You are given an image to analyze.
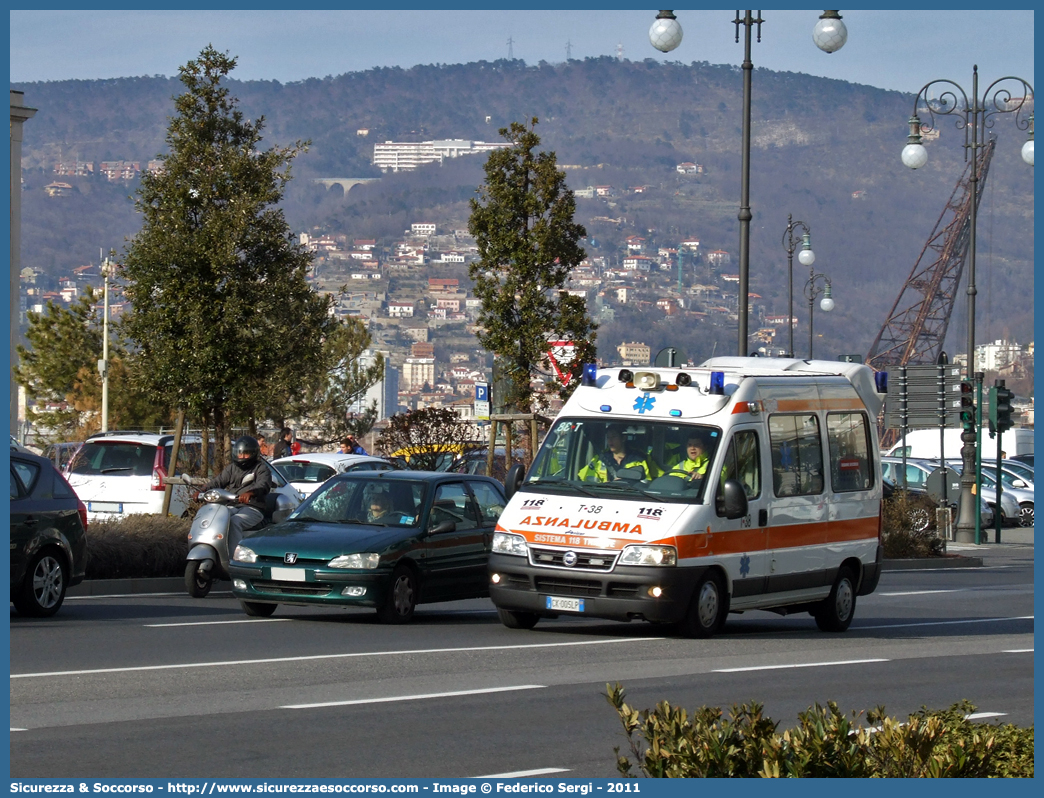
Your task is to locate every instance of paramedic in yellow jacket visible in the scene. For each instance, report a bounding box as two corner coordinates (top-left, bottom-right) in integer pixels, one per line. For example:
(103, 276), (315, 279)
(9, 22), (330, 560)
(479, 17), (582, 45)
(578, 425), (653, 482)
(667, 432), (710, 480)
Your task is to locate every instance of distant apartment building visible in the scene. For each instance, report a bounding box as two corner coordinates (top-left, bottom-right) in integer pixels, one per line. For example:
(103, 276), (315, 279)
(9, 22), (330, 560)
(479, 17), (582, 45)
(707, 250), (731, 267)
(347, 350), (399, 423)
(402, 357), (436, 391)
(388, 301), (415, 318)
(411, 342), (435, 359)
(676, 162), (703, 174)
(427, 277), (458, 294)
(373, 139), (509, 172)
(411, 222), (436, 237)
(53, 160), (93, 176)
(617, 342), (651, 366)
(99, 160), (141, 181)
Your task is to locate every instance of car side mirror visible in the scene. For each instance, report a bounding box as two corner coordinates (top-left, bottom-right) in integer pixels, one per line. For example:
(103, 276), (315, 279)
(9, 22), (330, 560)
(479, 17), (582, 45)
(429, 519), (456, 535)
(722, 479), (749, 520)
(505, 463), (525, 499)
(1012, 479), (1027, 489)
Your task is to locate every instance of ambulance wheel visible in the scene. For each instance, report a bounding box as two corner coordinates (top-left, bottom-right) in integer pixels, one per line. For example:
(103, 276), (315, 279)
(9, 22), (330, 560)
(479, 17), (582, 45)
(680, 571), (728, 638)
(497, 608), (540, 629)
(814, 566), (857, 633)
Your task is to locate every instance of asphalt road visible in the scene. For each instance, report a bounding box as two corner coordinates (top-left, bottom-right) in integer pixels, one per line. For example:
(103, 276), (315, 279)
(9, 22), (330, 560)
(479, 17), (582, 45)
(11, 540), (1034, 778)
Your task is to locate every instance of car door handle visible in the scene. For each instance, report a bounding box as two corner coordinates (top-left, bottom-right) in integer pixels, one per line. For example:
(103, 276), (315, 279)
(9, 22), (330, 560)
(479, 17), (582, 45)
(758, 509), (768, 527)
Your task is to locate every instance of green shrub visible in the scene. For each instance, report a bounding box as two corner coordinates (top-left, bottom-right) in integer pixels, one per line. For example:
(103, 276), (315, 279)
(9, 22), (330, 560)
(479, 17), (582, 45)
(606, 685), (1034, 778)
(85, 514), (192, 579)
(882, 489), (945, 558)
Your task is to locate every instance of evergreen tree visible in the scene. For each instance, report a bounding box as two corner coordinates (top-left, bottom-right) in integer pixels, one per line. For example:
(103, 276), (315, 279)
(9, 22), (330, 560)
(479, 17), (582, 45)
(120, 46), (333, 462)
(468, 118), (596, 414)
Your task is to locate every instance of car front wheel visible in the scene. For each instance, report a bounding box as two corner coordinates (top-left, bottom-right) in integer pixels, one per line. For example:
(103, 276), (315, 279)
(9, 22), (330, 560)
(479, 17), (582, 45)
(240, 601), (277, 617)
(1018, 503), (1033, 527)
(376, 565), (418, 624)
(678, 571), (728, 638)
(497, 607), (540, 629)
(14, 550), (67, 617)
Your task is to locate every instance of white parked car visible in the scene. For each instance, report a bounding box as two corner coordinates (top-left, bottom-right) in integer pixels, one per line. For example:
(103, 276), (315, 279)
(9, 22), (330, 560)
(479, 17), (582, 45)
(270, 452), (400, 497)
(67, 431), (301, 521)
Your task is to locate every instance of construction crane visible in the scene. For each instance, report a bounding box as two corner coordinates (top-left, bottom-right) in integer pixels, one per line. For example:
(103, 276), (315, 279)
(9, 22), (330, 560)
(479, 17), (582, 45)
(866, 137), (996, 370)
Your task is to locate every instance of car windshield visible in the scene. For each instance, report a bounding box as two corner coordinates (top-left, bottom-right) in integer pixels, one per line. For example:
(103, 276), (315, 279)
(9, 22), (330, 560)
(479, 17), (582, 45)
(68, 442), (155, 476)
(523, 418), (722, 503)
(288, 477), (427, 527)
(278, 461), (337, 484)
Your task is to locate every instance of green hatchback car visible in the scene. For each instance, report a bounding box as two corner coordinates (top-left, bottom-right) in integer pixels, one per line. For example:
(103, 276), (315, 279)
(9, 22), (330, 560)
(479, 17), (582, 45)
(229, 471), (506, 622)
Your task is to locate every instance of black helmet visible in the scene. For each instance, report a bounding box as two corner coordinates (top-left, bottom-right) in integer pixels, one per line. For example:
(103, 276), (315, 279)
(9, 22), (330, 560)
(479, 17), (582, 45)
(233, 436), (261, 470)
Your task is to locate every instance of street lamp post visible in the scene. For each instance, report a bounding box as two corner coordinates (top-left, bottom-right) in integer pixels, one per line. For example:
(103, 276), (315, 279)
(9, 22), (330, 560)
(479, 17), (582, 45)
(98, 254), (115, 432)
(901, 66), (1033, 543)
(781, 215), (815, 358)
(803, 269), (833, 359)
(650, 10), (845, 357)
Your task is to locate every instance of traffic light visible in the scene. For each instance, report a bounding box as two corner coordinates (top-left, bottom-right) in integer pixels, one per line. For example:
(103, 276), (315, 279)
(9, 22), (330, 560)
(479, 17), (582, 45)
(959, 379), (975, 426)
(992, 381), (1014, 433)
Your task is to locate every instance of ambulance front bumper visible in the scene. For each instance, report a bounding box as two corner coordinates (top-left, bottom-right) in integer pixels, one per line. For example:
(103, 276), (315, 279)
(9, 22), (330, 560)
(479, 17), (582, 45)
(487, 552), (705, 624)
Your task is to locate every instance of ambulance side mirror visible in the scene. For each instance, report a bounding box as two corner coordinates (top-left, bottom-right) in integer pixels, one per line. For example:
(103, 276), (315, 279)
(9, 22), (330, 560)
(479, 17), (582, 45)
(505, 463), (526, 500)
(721, 479), (749, 520)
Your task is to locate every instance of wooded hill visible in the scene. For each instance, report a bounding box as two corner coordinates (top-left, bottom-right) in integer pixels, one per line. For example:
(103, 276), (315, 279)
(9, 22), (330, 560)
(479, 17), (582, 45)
(14, 57), (1035, 361)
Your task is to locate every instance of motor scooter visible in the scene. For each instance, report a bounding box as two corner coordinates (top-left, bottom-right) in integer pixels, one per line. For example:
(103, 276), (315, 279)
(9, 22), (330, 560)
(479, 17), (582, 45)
(177, 476), (296, 597)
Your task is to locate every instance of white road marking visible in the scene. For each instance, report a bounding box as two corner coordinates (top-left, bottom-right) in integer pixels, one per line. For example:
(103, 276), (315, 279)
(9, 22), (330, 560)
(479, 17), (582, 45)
(11, 637), (663, 679)
(472, 768), (570, 779)
(1003, 648), (1034, 653)
(965, 712), (1008, 720)
(282, 685), (544, 709)
(878, 589), (962, 597)
(857, 615), (1033, 631)
(714, 658), (888, 673)
(11, 728), (26, 732)
(145, 619), (291, 627)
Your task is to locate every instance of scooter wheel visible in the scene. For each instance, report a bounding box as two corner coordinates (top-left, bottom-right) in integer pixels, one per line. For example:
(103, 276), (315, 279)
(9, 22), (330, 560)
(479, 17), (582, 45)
(185, 561), (213, 598)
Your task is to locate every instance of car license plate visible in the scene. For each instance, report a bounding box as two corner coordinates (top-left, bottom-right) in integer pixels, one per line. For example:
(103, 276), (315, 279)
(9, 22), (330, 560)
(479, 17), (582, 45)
(88, 501), (123, 513)
(546, 596), (584, 613)
(270, 567), (306, 582)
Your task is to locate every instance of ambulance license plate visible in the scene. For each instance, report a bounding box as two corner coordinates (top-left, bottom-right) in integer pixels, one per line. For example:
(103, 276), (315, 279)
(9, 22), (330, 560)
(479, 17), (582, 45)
(546, 596), (584, 613)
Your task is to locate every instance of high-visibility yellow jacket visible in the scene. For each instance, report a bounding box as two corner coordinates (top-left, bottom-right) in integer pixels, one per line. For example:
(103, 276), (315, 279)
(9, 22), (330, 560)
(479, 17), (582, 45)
(578, 450), (653, 482)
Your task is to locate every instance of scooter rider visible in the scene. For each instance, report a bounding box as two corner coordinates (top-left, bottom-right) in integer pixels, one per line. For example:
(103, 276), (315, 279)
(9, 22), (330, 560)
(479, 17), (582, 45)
(197, 436), (272, 555)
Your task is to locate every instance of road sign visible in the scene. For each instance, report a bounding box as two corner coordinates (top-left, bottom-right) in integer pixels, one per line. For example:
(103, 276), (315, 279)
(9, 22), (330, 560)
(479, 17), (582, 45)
(474, 382), (490, 420)
(884, 364), (964, 429)
(545, 340), (576, 384)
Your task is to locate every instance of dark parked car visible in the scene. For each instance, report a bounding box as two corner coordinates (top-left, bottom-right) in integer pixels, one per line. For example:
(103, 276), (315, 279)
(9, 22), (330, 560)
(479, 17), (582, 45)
(229, 471), (507, 622)
(10, 449), (88, 616)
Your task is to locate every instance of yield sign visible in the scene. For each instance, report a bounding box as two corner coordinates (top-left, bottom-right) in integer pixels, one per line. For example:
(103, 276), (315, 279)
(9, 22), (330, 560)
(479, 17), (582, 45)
(546, 340), (576, 384)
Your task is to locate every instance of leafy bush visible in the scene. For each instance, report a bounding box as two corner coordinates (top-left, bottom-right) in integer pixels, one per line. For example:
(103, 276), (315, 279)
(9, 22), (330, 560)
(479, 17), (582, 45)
(85, 515), (192, 579)
(606, 685), (1033, 778)
(882, 489), (945, 558)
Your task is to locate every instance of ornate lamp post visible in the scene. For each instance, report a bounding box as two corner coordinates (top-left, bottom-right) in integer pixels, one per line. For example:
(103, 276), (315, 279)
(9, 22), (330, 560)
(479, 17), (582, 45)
(803, 269), (833, 359)
(781, 215), (815, 357)
(650, 10), (845, 356)
(901, 66), (1033, 543)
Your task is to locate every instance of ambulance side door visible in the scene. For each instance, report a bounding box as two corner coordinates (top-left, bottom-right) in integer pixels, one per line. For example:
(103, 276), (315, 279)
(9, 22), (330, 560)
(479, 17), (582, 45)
(713, 426), (768, 599)
(765, 413), (828, 594)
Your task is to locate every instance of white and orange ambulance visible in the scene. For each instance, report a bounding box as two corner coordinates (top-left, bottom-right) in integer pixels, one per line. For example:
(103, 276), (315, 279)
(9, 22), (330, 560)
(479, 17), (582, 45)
(488, 357), (888, 637)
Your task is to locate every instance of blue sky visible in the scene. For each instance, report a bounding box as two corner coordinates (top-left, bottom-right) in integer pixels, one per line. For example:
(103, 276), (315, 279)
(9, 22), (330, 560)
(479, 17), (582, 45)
(9, 9), (1035, 95)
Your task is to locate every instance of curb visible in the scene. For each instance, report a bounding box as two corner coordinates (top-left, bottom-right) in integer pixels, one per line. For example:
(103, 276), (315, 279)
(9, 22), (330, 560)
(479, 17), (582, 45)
(881, 556), (983, 570)
(68, 577), (188, 596)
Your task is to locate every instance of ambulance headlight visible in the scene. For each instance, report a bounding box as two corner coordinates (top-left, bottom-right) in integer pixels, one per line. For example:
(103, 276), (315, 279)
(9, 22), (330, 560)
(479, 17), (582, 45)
(492, 532), (528, 557)
(619, 545), (677, 566)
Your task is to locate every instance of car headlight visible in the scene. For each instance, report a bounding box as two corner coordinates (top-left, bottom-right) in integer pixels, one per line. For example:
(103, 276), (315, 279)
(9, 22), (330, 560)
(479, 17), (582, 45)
(328, 552), (381, 569)
(618, 545), (677, 567)
(233, 545), (257, 563)
(492, 532), (528, 557)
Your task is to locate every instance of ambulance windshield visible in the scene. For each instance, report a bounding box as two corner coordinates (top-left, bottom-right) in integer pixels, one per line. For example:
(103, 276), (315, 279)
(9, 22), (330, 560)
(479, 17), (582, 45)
(525, 418), (722, 502)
